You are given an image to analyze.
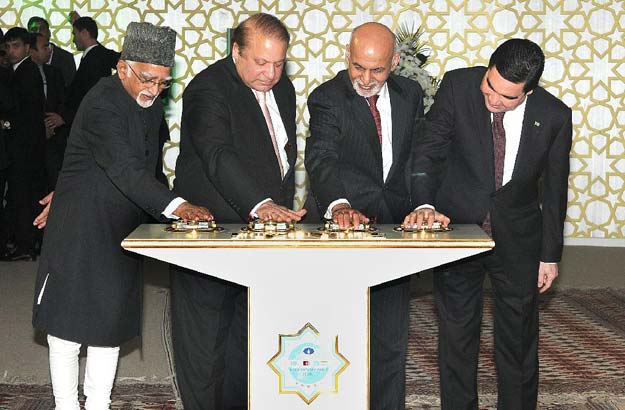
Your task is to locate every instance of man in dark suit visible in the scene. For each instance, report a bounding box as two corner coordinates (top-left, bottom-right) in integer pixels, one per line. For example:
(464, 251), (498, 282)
(27, 16), (77, 88)
(170, 13), (305, 410)
(32, 22), (212, 410)
(0, 27), (46, 261)
(409, 39), (572, 410)
(65, 16), (120, 124)
(30, 32), (68, 191)
(0, 32), (13, 247)
(305, 22), (428, 410)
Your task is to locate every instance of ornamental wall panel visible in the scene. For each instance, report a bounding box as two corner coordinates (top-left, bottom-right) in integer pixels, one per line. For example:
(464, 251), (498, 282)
(4, 0), (624, 242)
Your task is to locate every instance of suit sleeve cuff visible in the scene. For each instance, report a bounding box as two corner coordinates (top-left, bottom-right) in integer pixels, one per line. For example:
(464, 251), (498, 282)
(414, 204), (435, 211)
(162, 197), (186, 219)
(324, 199), (350, 219)
(250, 198), (272, 219)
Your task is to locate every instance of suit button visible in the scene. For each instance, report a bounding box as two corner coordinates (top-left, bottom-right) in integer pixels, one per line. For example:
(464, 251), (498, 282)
(145, 150), (149, 156)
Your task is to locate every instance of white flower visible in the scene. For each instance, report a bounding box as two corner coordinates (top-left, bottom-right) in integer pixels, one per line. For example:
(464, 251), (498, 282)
(393, 25), (439, 113)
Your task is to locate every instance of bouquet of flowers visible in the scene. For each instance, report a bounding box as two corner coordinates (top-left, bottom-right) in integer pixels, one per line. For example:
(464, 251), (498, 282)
(394, 24), (439, 113)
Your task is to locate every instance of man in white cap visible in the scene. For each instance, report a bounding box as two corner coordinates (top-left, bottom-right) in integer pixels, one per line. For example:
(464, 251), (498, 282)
(32, 22), (212, 410)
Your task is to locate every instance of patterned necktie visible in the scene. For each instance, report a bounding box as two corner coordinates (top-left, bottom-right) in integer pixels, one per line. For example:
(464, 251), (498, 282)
(482, 111), (506, 237)
(492, 112), (506, 189)
(365, 95), (382, 144)
(257, 91), (285, 178)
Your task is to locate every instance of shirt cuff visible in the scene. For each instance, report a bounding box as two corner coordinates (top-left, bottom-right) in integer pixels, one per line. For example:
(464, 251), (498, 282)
(414, 204), (435, 211)
(162, 197), (186, 219)
(250, 198), (272, 219)
(324, 199), (350, 219)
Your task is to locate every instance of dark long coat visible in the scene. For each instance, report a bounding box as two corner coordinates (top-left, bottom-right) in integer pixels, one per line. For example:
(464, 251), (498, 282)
(33, 75), (176, 346)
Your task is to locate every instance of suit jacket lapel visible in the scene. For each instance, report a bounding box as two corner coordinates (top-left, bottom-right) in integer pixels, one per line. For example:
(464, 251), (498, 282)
(472, 91), (495, 190)
(340, 72), (383, 171)
(387, 76), (407, 181)
(224, 57), (290, 181)
(273, 79), (297, 179)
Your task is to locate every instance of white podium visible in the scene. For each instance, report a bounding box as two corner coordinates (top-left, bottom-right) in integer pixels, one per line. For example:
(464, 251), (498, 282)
(122, 224), (493, 409)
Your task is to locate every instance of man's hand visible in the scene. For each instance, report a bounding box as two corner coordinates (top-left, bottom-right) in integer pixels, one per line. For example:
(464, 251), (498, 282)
(331, 204), (369, 230)
(173, 202), (214, 221)
(45, 125), (55, 140)
(33, 191), (54, 229)
(403, 207), (451, 229)
(45, 112), (65, 129)
(537, 262), (558, 293)
(256, 201), (306, 223)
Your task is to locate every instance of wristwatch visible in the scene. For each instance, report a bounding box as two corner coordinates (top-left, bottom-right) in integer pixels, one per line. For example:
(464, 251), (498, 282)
(0, 120), (10, 130)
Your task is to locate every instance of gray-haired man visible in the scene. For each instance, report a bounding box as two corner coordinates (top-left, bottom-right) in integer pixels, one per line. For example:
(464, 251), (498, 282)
(32, 22), (212, 410)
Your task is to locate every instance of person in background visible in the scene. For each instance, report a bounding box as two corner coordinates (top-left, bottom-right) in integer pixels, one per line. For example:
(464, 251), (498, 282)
(65, 16), (120, 125)
(0, 27), (45, 261)
(27, 16), (77, 88)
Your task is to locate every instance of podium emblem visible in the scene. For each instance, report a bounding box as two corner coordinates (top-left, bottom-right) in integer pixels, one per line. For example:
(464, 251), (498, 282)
(268, 323), (350, 404)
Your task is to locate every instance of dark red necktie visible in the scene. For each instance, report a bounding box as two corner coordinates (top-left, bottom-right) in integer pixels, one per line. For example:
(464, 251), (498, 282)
(492, 112), (506, 189)
(482, 112), (506, 236)
(366, 95), (382, 144)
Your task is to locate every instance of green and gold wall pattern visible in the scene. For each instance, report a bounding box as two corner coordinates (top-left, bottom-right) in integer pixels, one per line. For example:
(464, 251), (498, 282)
(3, 0), (624, 242)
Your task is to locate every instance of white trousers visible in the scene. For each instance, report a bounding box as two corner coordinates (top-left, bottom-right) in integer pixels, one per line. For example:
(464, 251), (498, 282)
(47, 334), (120, 410)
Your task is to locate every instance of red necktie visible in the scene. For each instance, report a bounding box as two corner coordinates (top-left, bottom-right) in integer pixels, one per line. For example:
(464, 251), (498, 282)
(365, 95), (382, 144)
(256, 91), (285, 178)
(482, 112), (506, 236)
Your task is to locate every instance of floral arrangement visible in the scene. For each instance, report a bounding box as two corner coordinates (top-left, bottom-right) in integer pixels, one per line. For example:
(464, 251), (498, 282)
(393, 24), (439, 113)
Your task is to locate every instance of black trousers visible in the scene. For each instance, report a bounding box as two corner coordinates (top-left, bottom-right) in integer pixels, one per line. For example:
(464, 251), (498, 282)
(4, 159), (44, 253)
(370, 276), (411, 410)
(170, 266), (247, 410)
(434, 251), (539, 410)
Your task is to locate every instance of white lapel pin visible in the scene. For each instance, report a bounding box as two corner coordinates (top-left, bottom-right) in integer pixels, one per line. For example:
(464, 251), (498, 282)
(534, 121), (540, 127)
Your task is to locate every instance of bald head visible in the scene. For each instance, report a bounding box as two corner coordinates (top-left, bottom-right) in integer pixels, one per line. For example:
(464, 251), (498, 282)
(350, 22), (395, 59)
(346, 22), (399, 97)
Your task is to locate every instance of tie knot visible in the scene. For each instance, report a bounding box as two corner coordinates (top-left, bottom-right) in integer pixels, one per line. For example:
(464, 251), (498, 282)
(366, 95), (379, 107)
(493, 112), (505, 123)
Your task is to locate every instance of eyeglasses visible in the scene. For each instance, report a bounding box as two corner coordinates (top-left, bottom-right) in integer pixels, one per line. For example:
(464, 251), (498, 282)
(126, 63), (172, 89)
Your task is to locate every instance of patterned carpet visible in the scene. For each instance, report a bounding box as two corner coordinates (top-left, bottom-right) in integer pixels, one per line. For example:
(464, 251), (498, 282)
(406, 288), (625, 409)
(2, 289), (624, 409)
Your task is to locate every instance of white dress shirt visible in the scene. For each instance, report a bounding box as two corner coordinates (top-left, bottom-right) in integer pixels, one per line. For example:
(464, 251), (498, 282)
(499, 97), (527, 186)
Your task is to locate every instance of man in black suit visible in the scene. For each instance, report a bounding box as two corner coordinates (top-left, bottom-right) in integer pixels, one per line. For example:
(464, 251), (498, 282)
(409, 39), (572, 410)
(305, 22), (430, 410)
(170, 13), (305, 410)
(1, 27), (45, 261)
(0, 31), (12, 245)
(29, 32), (68, 191)
(65, 16), (120, 124)
(27, 16), (77, 88)
(32, 22), (212, 410)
